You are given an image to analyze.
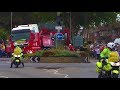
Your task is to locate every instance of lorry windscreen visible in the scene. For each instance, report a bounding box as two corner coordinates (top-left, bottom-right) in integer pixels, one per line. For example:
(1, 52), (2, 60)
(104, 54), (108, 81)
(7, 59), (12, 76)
(11, 29), (30, 41)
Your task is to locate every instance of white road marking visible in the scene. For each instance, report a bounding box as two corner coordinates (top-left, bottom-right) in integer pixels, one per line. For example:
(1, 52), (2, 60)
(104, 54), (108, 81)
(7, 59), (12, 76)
(43, 69), (70, 78)
(54, 69), (70, 78)
(0, 76), (8, 78)
(6, 62), (11, 63)
(0, 61), (11, 64)
(0, 64), (8, 65)
(0, 73), (8, 78)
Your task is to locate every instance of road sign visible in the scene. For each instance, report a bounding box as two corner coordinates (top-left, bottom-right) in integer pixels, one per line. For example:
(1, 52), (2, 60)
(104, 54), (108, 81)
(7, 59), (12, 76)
(56, 33), (64, 40)
(73, 35), (83, 48)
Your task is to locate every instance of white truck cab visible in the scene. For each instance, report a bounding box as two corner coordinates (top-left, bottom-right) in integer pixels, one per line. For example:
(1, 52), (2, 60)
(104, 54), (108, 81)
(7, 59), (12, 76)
(12, 24), (39, 33)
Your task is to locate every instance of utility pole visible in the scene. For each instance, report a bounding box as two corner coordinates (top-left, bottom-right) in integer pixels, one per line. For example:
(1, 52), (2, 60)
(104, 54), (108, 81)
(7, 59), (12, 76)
(84, 14), (88, 43)
(56, 12), (61, 48)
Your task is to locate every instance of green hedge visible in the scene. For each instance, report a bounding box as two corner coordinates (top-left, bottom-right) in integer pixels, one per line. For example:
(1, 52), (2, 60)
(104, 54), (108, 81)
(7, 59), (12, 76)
(24, 48), (80, 59)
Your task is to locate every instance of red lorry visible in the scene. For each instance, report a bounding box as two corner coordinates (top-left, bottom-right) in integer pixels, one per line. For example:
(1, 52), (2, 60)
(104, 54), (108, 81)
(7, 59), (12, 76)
(6, 24), (70, 54)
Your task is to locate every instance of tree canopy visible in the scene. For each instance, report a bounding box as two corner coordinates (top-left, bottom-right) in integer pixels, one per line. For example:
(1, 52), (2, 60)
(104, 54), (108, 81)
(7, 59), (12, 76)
(62, 12), (119, 29)
(0, 12), (119, 40)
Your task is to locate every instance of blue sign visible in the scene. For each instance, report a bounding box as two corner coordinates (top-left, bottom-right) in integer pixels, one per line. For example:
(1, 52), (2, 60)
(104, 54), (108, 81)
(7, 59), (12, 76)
(56, 33), (64, 40)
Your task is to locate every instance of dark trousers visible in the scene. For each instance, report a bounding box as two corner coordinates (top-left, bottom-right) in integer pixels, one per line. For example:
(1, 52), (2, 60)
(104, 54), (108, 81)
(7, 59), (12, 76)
(10, 60), (24, 68)
(7, 52), (11, 58)
(2, 51), (7, 57)
(96, 54), (100, 60)
(0, 50), (2, 57)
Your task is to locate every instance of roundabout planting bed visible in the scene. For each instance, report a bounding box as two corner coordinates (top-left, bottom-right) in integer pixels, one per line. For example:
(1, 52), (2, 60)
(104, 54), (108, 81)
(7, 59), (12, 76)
(23, 48), (90, 63)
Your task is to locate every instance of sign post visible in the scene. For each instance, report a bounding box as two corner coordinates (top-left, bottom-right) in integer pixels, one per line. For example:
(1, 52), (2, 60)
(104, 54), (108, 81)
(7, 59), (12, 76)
(55, 26), (63, 48)
(55, 33), (64, 48)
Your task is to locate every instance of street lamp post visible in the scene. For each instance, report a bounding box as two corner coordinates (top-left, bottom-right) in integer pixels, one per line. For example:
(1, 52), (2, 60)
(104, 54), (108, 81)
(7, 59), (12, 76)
(70, 12), (72, 43)
(66, 12), (72, 43)
(11, 12), (12, 30)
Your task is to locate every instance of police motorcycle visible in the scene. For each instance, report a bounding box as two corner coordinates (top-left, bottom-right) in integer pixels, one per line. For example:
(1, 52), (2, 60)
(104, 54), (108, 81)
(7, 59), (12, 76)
(109, 61), (120, 78)
(11, 52), (24, 68)
(96, 58), (120, 78)
(108, 51), (120, 78)
(96, 58), (112, 78)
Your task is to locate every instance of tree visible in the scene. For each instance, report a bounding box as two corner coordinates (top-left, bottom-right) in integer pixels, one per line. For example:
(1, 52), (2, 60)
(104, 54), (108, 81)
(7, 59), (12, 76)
(31, 12), (57, 23)
(61, 12), (119, 35)
(0, 28), (9, 40)
(0, 12), (119, 40)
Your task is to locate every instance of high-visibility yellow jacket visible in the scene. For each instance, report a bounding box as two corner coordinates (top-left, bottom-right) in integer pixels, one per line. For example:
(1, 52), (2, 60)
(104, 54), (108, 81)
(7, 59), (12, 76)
(100, 48), (111, 58)
(13, 46), (22, 55)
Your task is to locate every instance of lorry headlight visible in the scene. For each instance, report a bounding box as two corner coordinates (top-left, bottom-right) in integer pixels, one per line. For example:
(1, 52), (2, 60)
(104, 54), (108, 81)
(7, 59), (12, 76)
(30, 51), (33, 53)
(14, 42), (17, 46)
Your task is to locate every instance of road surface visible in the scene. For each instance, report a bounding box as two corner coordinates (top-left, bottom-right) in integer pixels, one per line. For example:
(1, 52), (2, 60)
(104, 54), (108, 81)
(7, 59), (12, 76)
(0, 58), (113, 78)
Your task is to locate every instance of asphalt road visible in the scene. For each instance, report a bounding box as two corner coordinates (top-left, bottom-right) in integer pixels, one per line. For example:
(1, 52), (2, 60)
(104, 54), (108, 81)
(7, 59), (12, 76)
(0, 58), (107, 78)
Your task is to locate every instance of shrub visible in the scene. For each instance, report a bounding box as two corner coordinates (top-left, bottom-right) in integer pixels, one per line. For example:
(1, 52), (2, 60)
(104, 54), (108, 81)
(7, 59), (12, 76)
(35, 50), (44, 56)
(0, 28), (9, 40)
(23, 53), (36, 59)
(54, 50), (70, 56)
(42, 52), (49, 57)
(42, 51), (55, 56)
(24, 48), (80, 58)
